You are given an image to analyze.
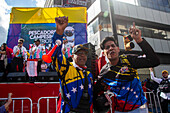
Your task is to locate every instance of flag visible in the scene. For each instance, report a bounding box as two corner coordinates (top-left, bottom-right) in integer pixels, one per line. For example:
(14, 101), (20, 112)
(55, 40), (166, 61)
(27, 59), (38, 77)
(98, 51), (107, 73)
(7, 7), (87, 50)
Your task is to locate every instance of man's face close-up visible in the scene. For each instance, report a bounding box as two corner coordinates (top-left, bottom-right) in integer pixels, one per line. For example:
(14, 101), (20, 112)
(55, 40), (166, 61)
(18, 41), (23, 46)
(103, 40), (119, 61)
(35, 41), (40, 46)
(162, 72), (169, 78)
(73, 50), (88, 67)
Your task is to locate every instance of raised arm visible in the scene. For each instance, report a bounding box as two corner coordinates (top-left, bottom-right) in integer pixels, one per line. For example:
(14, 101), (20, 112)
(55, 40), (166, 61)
(149, 68), (162, 84)
(127, 22), (160, 68)
(53, 17), (69, 72)
(52, 16), (68, 45)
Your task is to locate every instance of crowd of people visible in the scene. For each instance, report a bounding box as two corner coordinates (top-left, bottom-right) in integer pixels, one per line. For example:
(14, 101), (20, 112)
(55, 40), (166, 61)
(0, 16), (169, 113)
(0, 37), (64, 75)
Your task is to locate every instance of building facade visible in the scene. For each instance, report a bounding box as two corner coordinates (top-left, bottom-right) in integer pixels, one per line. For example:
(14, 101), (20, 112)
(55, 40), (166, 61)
(87, 0), (170, 78)
(44, 0), (170, 78)
(44, 0), (92, 7)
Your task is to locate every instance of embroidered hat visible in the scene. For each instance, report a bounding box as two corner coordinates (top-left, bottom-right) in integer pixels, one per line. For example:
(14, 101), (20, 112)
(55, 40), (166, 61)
(72, 44), (88, 54)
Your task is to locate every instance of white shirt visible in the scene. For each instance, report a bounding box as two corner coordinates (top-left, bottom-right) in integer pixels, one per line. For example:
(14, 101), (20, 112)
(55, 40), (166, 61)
(150, 71), (170, 100)
(29, 44), (45, 59)
(13, 45), (27, 61)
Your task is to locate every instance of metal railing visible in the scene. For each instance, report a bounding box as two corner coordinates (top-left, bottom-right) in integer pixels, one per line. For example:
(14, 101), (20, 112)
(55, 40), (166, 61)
(144, 90), (162, 113)
(0, 97), (32, 113)
(37, 96), (58, 113)
(106, 89), (162, 113)
(0, 91), (163, 113)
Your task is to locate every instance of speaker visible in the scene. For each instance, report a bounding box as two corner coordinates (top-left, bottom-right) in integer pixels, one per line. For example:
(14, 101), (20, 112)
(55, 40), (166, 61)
(37, 72), (59, 82)
(7, 72), (26, 82)
(83, 43), (96, 77)
(0, 72), (4, 81)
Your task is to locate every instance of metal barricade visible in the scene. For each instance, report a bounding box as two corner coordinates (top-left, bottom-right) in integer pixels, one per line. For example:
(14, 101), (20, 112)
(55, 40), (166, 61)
(37, 96), (58, 113)
(106, 89), (162, 113)
(156, 91), (163, 113)
(144, 91), (162, 113)
(105, 90), (115, 113)
(0, 97), (33, 113)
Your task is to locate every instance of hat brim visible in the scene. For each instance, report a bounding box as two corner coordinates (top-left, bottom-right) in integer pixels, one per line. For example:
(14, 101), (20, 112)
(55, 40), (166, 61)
(162, 70), (168, 74)
(73, 47), (88, 54)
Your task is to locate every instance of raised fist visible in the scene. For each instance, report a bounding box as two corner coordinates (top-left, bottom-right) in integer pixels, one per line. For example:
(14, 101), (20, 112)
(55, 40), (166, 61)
(55, 16), (68, 35)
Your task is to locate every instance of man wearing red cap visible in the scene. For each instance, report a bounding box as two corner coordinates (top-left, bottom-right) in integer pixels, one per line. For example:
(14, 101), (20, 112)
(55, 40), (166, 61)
(149, 68), (170, 113)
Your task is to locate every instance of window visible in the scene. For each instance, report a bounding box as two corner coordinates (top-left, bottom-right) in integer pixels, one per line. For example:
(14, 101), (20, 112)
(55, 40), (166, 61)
(153, 4), (160, 10)
(143, 27), (152, 38)
(116, 24), (128, 35)
(148, 2), (154, 8)
(87, 18), (99, 37)
(159, 6), (165, 11)
(114, 20), (170, 40)
(152, 28), (159, 38)
(138, 0), (170, 12)
(137, 26), (144, 37)
(166, 31), (170, 39)
(140, 1), (147, 7)
(157, 0), (164, 6)
(163, 0), (169, 6)
(158, 30), (167, 39)
(99, 17), (111, 32)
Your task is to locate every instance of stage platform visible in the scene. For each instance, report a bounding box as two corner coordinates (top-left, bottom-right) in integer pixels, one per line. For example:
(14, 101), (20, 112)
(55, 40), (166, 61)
(0, 82), (60, 113)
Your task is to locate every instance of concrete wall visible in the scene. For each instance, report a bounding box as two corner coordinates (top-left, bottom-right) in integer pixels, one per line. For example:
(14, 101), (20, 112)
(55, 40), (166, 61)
(112, 1), (170, 25)
(88, 0), (170, 25)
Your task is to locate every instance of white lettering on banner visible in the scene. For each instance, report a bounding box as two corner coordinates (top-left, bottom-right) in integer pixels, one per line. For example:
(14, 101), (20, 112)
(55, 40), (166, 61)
(68, 0), (87, 6)
(28, 30), (55, 43)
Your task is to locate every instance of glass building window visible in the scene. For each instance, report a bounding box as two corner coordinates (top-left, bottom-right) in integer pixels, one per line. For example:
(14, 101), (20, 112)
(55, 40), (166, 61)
(158, 30), (167, 39)
(163, 0), (169, 6)
(143, 27), (152, 38)
(114, 20), (170, 40)
(166, 31), (170, 39)
(98, 17), (112, 32)
(165, 7), (170, 12)
(116, 24), (128, 35)
(157, 0), (164, 6)
(137, 26), (144, 37)
(153, 4), (160, 10)
(152, 28), (159, 38)
(148, 2), (154, 8)
(140, 1), (147, 7)
(138, 0), (170, 12)
(159, 6), (165, 11)
(87, 18), (99, 37)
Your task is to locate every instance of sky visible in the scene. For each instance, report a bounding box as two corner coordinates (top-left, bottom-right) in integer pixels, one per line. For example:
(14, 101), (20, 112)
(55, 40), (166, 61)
(0, 0), (138, 46)
(0, 0), (46, 45)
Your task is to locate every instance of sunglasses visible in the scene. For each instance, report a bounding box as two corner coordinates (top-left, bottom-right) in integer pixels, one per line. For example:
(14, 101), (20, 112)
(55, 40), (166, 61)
(18, 42), (23, 44)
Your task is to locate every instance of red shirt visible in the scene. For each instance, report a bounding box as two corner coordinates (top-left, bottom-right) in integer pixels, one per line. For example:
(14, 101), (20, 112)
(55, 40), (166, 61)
(6, 47), (14, 59)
